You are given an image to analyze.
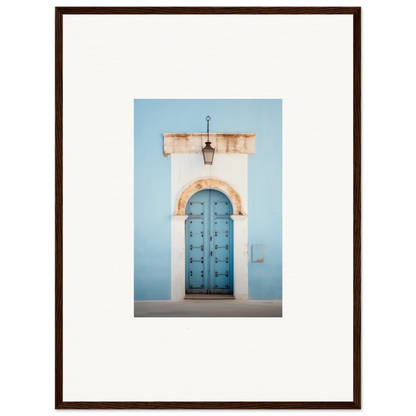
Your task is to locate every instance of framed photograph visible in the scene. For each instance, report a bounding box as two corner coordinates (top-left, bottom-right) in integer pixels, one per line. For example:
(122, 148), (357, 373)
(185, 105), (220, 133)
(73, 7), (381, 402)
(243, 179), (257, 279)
(56, 7), (360, 409)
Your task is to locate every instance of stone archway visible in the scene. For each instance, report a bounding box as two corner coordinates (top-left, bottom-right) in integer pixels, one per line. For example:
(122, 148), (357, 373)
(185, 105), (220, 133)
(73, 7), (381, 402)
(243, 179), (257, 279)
(174, 178), (244, 216)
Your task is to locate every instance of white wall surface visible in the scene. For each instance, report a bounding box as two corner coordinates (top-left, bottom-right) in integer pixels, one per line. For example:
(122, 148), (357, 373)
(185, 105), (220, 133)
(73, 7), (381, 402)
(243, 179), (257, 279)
(171, 154), (248, 215)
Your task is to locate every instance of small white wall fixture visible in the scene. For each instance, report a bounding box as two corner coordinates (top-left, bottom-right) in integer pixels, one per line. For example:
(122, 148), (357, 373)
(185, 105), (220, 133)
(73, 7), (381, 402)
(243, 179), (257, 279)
(168, 132), (255, 301)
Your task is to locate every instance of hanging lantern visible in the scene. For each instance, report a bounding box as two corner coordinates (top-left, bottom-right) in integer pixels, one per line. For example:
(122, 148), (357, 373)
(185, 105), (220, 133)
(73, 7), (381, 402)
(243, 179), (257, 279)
(202, 116), (215, 165)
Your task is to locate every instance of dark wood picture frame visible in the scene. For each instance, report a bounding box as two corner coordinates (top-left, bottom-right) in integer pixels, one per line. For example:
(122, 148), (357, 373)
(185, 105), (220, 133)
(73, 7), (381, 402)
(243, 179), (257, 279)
(55, 7), (361, 409)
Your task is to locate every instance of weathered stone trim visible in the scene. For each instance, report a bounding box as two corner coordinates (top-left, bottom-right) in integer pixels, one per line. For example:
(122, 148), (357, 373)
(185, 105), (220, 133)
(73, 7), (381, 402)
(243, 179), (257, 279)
(172, 215), (188, 220)
(174, 178), (244, 216)
(164, 133), (255, 156)
(230, 214), (247, 221)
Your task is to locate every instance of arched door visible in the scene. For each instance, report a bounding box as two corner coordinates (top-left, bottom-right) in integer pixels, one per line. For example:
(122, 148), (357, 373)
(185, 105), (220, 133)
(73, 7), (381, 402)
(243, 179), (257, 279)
(185, 189), (233, 294)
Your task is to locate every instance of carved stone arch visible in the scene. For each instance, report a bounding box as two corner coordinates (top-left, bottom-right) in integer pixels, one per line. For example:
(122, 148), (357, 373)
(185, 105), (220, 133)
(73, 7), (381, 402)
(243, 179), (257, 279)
(174, 178), (244, 216)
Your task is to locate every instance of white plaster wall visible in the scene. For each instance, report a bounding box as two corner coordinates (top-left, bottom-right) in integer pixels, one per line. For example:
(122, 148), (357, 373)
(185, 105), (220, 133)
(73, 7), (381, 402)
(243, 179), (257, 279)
(171, 215), (188, 301)
(171, 153), (248, 300)
(171, 154), (248, 214)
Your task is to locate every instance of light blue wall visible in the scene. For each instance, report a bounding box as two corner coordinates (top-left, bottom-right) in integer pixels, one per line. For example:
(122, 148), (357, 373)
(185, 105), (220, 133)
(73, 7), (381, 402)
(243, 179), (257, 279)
(246, 101), (282, 300)
(134, 99), (282, 300)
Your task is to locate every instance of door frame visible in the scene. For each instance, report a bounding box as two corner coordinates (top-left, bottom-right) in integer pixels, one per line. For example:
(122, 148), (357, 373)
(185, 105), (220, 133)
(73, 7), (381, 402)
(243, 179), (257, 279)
(171, 178), (248, 301)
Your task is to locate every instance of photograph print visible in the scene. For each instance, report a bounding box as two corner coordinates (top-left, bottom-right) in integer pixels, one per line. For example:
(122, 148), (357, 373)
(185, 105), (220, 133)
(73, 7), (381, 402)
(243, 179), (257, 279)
(134, 99), (282, 317)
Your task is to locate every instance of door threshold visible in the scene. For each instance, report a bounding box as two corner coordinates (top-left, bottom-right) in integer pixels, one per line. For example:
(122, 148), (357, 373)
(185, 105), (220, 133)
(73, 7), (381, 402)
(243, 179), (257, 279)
(184, 294), (235, 300)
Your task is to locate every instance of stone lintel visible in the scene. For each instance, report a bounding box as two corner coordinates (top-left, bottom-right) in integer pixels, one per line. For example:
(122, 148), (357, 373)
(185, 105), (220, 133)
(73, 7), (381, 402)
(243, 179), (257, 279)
(163, 133), (255, 155)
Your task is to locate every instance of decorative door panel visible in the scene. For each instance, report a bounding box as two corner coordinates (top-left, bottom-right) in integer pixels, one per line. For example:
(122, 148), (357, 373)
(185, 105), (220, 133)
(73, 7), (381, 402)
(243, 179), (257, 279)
(185, 189), (233, 295)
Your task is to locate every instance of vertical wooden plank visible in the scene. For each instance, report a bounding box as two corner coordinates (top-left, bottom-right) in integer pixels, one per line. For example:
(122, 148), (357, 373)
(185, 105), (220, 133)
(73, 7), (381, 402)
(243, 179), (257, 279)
(352, 7), (362, 410)
(55, 7), (64, 410)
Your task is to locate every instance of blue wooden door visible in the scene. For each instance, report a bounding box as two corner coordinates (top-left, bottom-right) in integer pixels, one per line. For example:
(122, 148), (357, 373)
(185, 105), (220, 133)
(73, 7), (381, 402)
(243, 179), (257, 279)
(185, 189), (233, 294)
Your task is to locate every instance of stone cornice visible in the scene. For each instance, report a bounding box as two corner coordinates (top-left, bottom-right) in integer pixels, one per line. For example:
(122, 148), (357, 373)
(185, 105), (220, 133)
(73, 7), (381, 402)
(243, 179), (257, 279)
(163, 133), (255, 156)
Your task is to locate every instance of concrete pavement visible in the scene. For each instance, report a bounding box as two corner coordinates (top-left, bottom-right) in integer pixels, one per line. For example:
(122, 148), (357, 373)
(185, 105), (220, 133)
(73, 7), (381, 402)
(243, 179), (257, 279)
(134, 300), (282, 317)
